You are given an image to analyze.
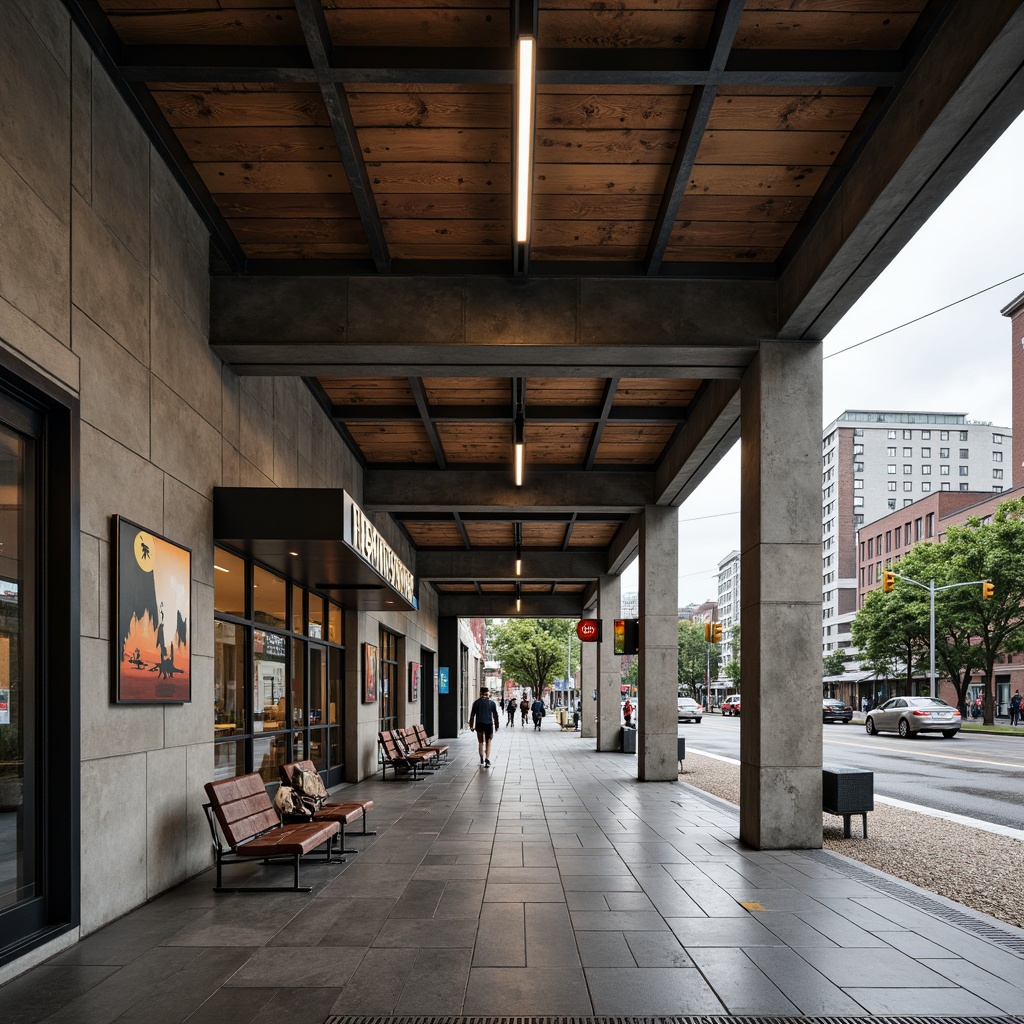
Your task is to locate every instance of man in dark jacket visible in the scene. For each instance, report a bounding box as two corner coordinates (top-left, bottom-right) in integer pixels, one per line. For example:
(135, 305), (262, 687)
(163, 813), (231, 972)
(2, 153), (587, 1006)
(468, 686), (500, 766)
(531, 696), (545, 730)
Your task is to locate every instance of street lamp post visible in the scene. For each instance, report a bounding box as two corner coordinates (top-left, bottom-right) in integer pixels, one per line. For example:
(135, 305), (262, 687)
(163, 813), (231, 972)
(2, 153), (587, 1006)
(886, 572), (989, 699)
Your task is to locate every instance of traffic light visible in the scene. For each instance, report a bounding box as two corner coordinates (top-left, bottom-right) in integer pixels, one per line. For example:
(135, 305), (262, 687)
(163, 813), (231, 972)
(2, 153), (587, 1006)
(704, 622), (712, 642)
(982, 580), (995, 600)
(713, 623), (723, 643)
(882, 570), (895, 593)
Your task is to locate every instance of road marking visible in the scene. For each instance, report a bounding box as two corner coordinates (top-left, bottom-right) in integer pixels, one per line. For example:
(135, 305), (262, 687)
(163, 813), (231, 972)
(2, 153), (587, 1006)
(824, 737), (1024, 771)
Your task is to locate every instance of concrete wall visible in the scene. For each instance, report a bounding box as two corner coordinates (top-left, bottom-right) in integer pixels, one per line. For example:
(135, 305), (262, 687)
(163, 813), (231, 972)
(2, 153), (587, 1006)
(0, 0), (437, 938)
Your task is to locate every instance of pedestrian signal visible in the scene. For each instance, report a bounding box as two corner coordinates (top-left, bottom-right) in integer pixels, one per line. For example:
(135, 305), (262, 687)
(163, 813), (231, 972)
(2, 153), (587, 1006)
(982, 580), (994, 600)
(882, 570), (895, 593)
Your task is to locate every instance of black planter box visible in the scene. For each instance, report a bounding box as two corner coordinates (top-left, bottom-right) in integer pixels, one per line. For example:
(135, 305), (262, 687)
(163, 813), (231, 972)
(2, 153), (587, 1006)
(822, 764), (873, 838)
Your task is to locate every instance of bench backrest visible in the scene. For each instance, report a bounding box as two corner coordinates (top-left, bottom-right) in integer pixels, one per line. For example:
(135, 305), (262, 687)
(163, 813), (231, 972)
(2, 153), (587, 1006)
(379, 730), (405, 761)
(279, 759), (318, 787)
(413, 724), (434, 746)
(205, 773), (279, 848)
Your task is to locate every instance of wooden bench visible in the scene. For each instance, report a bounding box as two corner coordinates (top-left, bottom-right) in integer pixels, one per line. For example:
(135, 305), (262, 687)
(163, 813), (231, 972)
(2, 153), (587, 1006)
(398, 726), (445, 768)
(379, 730), (434, 780)
(279, 760), (376, 854)
(413, 723), (449, 762)
(203, 773), (339, 893)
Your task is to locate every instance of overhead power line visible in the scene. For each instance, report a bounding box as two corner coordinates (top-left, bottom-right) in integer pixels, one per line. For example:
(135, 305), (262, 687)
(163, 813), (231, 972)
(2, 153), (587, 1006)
(823, 270), (1024, 361)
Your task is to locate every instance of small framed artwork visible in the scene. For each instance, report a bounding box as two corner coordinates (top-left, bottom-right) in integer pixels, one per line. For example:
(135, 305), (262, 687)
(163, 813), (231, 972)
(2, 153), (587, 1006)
(409, 662), (420, 702)
(113, 516), (192, 703)
(363, 643), (379, 703)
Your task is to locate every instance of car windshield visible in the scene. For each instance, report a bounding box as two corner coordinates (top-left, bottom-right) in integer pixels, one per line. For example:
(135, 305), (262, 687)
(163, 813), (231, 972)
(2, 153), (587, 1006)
(907, 697), (950, 707)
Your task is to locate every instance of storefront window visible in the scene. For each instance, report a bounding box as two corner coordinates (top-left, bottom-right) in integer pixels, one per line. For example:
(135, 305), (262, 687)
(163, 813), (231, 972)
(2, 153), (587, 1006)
(328, 602), (342, 645)
(380, 628), (398, 733)
(291, 584), (303, 634)
(213, 547), (245, 616)
(254, 629), (287, 782)
(308, 594), (324, 639)
(213, 621), (246, 734)
(253, 566), (286, 628)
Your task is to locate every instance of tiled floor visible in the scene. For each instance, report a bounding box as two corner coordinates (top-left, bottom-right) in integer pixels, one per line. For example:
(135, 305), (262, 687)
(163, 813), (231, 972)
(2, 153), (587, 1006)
(3, 724), (1024, 1023)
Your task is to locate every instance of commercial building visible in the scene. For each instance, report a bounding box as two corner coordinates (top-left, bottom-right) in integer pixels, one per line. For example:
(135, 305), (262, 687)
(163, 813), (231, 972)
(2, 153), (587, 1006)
(716, 549), (740, 678)
(822, 412), (1011, 661)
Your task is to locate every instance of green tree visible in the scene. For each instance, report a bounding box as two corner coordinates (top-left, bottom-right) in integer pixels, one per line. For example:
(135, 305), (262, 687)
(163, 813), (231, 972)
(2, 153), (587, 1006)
(677, 620), (707, 697)
(486, 619), (576, 700)
(823, 650), (847, 678)
(943, 498), (1024, 724)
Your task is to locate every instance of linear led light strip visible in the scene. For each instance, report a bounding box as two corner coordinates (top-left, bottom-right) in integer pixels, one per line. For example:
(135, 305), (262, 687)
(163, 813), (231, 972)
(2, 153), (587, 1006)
(515, 36), (535, 244)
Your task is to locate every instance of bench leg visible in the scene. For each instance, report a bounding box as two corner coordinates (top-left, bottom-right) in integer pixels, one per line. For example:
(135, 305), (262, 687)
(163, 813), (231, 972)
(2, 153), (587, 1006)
(349, 809), (376, 837)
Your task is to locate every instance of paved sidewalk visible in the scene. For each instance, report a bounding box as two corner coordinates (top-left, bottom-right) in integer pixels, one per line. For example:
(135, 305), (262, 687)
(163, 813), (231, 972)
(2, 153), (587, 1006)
(3, 722), (1024, 1023)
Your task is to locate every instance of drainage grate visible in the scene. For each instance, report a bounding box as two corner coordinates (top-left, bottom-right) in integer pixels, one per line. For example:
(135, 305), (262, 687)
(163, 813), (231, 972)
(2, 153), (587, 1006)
(798, 849), (1024, 958)
(327, 1016), (1024, 1024)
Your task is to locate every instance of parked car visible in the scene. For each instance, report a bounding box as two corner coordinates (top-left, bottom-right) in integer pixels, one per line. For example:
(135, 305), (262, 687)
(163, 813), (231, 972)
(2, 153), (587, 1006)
(822, 698), (853, 724)
(720, 694), (741, 716)
(865, 696), (961, 738)
(677, 697), (703, 723)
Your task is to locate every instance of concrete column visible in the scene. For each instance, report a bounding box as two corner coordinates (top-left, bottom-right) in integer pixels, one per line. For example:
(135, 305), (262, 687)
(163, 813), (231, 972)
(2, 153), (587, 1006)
(344, 610), (381, 782)
(437, 616), (461, 739)
(740, 341), (823, 849)
(637, 506), (678, 780)
(581, 619), (598, 739)
(596, 574), (621, 751)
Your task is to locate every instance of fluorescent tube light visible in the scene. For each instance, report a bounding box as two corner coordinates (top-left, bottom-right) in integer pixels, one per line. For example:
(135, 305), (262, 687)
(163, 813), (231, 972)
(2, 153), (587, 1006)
(515, 36), (535, 243)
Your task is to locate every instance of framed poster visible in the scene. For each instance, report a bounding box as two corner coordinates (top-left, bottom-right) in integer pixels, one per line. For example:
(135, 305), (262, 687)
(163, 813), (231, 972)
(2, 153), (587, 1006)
(363, 642), (378, 703)
(409, 662), (420, 702)
(113, 516), (192, 703)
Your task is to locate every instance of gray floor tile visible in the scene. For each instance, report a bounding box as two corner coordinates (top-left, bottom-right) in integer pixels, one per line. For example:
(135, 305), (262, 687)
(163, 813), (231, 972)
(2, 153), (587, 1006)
(372, 916), (479, 948)
(795, 946), (960, 987)
(270, 895), (394, 947)
(745, 946), (870, 1014)
(687, 948), (801, 1013)
(605, 890), (656, 911)
(571, 911), (669, 931)
(223, 947), (365, 988)
(331, 948), (411, 1014)
(575, 932), (635, 967)
(920, 957), (1024, 1013)
(484, 882), (564, 902)
(586, 967), (725, 1014)
(178, 987), (276, 1024)
(794, 909), (893, 947)
(0, 966), (121, 1024)
(844, 986), (1005, 1015)
(389, 879), (446, 918)
(624, 930), (693, 967)
(249, 986), (342, 1024)
(757, 911), (840, 947)
(555, 855), (628, 874)
(463, 967), (592, 1015)
(526, 903), (580, 967)
(668, 915), (783, 947)
(561, 875), (642, 892)
(474, 902), (525, 966)
(566, 891), (609, 911)
(883, 928), (967, 958)
(395, 947), (473, 1014)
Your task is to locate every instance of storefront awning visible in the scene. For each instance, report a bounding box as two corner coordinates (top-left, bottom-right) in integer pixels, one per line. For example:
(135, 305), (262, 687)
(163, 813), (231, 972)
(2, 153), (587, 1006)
(213, 488), (418, 612)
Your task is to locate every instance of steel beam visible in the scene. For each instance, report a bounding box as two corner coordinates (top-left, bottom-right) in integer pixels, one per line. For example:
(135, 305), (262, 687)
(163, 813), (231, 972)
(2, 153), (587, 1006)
(417, 550), (606, 581)
(436, 592), (583, 618)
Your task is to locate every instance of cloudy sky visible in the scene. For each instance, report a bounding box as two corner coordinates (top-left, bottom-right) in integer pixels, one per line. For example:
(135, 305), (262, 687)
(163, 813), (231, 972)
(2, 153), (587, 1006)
(623, 108), (1024, 608)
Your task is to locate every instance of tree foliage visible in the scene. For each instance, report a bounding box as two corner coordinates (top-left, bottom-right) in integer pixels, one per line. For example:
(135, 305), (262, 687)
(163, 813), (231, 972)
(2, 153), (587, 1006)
(678, 619), (719, 702)
(850, 497), (1024, 723)
(823, 651), (847, 677)
(486, 618), (578, 699)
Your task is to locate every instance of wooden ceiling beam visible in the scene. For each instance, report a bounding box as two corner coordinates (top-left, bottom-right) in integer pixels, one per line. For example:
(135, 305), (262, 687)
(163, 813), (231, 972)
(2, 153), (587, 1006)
(364, 469), (655, 513)
(437, 592), (584, 617)
(116, 44), (903, 88)
(584, 379), (620, 471)
(331, 403), (689, 424)
(408, 377), (447, 469)
(394, 511), (629, 524)
(645, 0), (746, 276)
(293, 0), (390, 275)
(418, 549), (605, 581)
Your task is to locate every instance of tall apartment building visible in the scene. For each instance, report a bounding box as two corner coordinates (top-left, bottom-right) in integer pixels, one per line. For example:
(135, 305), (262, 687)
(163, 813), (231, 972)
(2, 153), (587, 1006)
(716, 550), (740, 673)
(821, 411), (1011, 657)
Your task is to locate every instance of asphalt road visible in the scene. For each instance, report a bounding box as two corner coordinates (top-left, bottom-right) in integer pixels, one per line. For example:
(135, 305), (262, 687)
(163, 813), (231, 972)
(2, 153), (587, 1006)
(681, 713), (1024, 831)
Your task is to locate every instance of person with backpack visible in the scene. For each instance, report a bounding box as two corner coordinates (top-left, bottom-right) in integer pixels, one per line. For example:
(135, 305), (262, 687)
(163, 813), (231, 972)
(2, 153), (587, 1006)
(519, 695), (529, 726)
(468, 686), (500, 767)
(1010, 689), (1022, 727)
(531, 695), (545, 730)
(506, 695), (516, 727)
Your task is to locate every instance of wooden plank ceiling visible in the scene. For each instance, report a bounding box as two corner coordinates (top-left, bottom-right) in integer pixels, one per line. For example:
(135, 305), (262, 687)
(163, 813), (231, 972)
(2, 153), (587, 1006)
(76, 0), (939, 605)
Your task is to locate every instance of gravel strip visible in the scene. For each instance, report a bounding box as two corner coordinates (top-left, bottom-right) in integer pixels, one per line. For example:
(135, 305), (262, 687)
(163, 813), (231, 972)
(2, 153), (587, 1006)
(679, 751), (1024, 930)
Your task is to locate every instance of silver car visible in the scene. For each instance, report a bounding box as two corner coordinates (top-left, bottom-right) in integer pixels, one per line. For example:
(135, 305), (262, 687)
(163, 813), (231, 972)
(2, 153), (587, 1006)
(677, 697), (703, 723)
(865, 696), (962, 739)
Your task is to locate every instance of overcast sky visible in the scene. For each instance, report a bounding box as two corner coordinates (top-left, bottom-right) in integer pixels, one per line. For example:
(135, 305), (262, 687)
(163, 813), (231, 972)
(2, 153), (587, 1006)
(622, 109), (1024, 608)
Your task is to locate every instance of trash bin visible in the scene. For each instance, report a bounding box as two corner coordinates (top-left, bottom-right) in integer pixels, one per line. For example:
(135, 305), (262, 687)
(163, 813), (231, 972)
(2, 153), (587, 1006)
(677, 736), (685, 763)
(620, 726), (637, 753)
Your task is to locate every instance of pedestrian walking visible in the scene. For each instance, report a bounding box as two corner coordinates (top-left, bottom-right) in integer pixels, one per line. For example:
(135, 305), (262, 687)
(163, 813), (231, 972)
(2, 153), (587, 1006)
(468, 686), (500, 767)
(1010, 689), (1022, 726)
(531, 695), (545, 730)
(623, 698), (633, 727)
(519, 695), (529, 726)
(506, 697), (516, 726)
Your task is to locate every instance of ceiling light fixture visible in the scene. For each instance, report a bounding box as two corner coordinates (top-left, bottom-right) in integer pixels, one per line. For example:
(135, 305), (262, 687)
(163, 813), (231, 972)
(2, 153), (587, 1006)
(513, 379), (526, 487)
(515, 522), (522, 576)
(515, 581), (522, 613)
(515, 36), (535, 244)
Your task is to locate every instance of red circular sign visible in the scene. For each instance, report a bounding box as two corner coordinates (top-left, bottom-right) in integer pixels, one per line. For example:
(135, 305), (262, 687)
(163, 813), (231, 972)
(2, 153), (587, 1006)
(577, 620), (599, 641)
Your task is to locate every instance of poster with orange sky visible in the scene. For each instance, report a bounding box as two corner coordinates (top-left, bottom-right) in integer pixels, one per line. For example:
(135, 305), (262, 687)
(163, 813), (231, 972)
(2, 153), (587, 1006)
(114, 517), (191, 703)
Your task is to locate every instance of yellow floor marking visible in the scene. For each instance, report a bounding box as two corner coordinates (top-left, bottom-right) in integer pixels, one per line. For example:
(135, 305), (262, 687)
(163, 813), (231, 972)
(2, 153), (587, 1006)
(740, 901), (765, 911)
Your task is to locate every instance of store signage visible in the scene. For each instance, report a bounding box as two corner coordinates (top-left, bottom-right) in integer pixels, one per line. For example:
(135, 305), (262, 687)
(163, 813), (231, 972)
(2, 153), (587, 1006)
(343, 493), (416, 603)
(438, 667), (450, 694)
(576, 619), (601, 642)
